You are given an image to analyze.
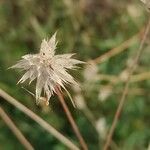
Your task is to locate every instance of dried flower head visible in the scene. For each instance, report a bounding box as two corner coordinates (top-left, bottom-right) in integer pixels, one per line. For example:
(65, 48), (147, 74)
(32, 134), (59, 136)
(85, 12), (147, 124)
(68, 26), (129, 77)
(140, 0), (150, 10)
(11, 32), (84, 106)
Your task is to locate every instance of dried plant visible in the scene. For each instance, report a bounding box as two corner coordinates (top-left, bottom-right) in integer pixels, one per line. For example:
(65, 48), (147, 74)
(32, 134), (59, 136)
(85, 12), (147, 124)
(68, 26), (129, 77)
(0, 89), (80, 150)
(140, 0), (150, 10)
(11, 32), (84, 106)
(103, 17), (150, 150)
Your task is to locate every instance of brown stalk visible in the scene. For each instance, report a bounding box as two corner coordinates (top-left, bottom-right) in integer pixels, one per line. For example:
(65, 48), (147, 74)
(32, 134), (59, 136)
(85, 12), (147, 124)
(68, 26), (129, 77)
(103, 18), (150, 150)
(0, 88), (80, 150)
(56, 87), (88, 150)
(0, 106), (34, 150)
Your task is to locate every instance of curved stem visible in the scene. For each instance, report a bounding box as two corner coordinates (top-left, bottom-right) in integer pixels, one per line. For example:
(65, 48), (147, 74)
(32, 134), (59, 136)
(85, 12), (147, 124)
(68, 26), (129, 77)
(0, 106), (34, 150)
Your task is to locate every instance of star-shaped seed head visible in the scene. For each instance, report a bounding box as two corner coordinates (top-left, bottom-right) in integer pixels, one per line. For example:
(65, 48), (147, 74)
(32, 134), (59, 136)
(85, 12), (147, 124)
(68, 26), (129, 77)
(140, 0), (150, 10)
(11, 32), (84, 106)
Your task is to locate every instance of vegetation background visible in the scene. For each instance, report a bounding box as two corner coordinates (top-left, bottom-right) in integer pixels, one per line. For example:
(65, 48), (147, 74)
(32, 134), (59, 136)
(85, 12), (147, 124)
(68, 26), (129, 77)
(0, 0), (150, 149)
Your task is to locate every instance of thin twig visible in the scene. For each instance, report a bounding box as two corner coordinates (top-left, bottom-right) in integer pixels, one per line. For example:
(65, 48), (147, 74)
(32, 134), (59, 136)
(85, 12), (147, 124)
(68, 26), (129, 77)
(0, 106), (34, 150)
(56, 87), (88, 150)
(103, 18), (150, 150)
(130, 71), (150, 82)
(98, 71), (150, 84)
(92, 27), (144, 64)
(0, 88), (80, 150)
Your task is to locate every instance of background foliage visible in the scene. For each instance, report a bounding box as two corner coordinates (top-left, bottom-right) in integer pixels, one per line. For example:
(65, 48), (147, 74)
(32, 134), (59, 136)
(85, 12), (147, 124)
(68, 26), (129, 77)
(0, 0), (150, 149)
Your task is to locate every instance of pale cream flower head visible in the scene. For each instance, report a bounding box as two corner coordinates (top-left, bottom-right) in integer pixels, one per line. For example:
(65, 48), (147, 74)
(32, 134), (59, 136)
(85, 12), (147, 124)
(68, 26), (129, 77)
(11, 32), (84, 106)
(140, 0), (150, 10)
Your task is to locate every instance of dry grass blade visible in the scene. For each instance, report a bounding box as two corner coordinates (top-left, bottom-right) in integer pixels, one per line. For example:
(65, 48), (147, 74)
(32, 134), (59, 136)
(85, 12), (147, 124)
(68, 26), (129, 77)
(103, 18), (150, 150)
(0, 88), (80, 150)
(0, 106), (34, 150)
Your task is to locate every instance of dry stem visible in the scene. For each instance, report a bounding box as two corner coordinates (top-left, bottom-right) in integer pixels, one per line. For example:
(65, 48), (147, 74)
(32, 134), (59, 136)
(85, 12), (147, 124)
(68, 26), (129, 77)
(103, 18), (150, 150)
(0, 106), (34, 150)
(0, 88), (79, 150)
(56, 87), (88, 150)
(98, 71), (150, 84)
(92, 27), (144, 64)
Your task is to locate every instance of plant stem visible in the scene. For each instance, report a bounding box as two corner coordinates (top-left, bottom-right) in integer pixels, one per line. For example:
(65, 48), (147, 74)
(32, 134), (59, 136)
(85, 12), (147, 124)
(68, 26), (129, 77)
(92, 26), (144, 64)
(56, 87), (88, 150)
(103, 18), (150, 150)
(0, 88), (79, 150)
(0, 106), (34, 150)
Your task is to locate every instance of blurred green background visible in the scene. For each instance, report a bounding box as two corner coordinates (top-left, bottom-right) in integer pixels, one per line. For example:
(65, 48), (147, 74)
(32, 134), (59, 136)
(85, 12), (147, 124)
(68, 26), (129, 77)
(0, 0), (150, 150)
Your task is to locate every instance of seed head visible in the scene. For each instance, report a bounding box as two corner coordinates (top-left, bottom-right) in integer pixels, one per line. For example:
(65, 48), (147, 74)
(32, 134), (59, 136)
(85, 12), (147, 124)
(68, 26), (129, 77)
(140, 0), (150, 10)
(11, 32), (84, 105)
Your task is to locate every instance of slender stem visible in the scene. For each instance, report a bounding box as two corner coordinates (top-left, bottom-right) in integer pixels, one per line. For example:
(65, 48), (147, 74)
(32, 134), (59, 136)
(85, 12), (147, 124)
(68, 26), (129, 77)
(98, 71), (150, 84)
(56, 87), (88, 150)
(103, 18), (150, 150)
(92, 27), (144, 64)
(0, 88), (79, 150)
(0, 106), (34, 150)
